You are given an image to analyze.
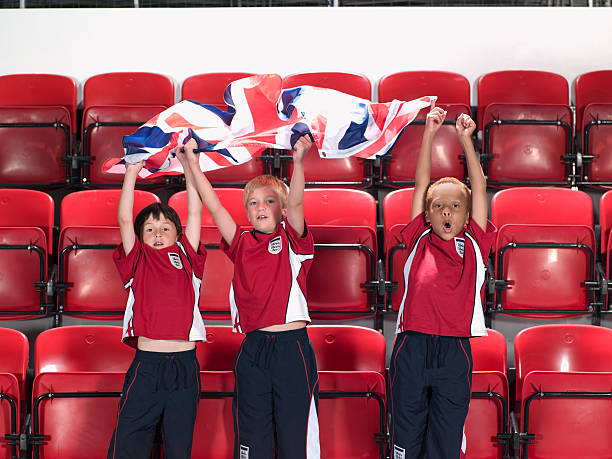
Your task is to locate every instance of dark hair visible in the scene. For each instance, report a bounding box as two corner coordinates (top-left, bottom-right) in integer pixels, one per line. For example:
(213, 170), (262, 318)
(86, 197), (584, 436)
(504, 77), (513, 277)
(133, 203), (182, 240)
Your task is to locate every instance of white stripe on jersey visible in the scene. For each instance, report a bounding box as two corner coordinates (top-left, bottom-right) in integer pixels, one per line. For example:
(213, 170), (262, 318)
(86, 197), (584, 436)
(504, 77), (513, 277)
(395, 228), (431, 334)
(230, 283), (242, 333)
(122, 278), (135, 341)
(177, 241), (207, 342)
(284, 222), (314, 324)
(464, 232), (488, 337)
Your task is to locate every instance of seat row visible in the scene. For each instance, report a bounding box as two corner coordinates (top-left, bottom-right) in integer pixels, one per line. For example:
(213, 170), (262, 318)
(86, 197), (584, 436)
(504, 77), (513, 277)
(2, 186), (612, 325)
(2, 323), (612, 459)
(0, 69), (611, 188)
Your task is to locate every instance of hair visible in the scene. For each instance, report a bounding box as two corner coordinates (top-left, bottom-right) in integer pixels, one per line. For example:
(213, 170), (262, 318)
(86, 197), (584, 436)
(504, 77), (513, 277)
(133, 202), (183, 240)
(425, 177), (472, 211)
(243, 174), (290, 210)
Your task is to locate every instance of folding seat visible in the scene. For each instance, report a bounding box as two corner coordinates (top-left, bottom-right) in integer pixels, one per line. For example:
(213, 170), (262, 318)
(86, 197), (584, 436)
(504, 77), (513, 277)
(181, 72), (269, 187)
(0, 189), (54, 318)
(382, 188), (414, 311)
(489, 187), (597, 320)
(57, 189), (160, 322)
(80, 72), (175, 186)
(0, 328), (28, 459)
(599, 190), (612, 308)
(575, 70), (612, 185)
(192, 325), (244, 459)
(31, 325), (134, 459)
(281, 72), (374, 187)
(307, 325), (386, 459)
(466, 329), (509, 459)
(0, 74), (77, 186)
(477, 71), (573, 186)
(303, 188), (378, 317)
(377, 71), (471, 186)
(514, 324), (612, 458)
(169, 188), (250, 320)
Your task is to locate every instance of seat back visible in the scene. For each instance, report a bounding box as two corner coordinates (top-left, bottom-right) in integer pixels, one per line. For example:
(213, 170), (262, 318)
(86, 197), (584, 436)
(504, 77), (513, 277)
(82, 72), (175, 185)
(308, 325), (386, 459)
(0, 74), (76, 185)
(59, 190), (160, 319)
(465, 329), (508, 459)
(169, 189), (249, 319)
(382, 188), (414, 310)
(281, 72), (373, 187)
(196, 325), (244, 371)
(303, 189), (377, 316)
(575, 70), (612, 131)
(378, 71), (470, 185)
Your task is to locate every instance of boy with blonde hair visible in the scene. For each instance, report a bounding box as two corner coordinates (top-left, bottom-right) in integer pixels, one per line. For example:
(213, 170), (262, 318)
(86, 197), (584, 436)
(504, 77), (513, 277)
(181, 134), (320, 459)
(389, 103), (496, 458)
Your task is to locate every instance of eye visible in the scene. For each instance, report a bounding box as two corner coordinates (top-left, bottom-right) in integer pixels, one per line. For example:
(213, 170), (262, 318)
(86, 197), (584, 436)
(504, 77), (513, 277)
(453, 203), (460, 208)
(163, 227), (169, 232)
(434, 203), (442, 209)
(145, 228), (153, 232)
(249, 201), (256, 206)
(266, 198), (275, 204)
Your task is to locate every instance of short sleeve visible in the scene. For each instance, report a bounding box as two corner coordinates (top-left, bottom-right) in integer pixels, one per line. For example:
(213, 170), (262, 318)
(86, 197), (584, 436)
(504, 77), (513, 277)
(466, 218), (497, 262)
(221, 225), (243, 263)
(399, 212), (430, 252)
(284, 220), (314, 255)
(113, 237), (143, 286)
(179, 234), (207, 278)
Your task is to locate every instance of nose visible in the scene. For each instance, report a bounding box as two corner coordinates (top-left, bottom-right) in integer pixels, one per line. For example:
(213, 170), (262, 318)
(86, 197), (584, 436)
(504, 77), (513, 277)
(442, 207), (451, 217)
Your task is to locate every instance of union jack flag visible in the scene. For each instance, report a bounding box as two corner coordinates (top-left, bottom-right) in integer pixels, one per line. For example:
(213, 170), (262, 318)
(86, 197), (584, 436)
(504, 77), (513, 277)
(103, 74), (435, 179)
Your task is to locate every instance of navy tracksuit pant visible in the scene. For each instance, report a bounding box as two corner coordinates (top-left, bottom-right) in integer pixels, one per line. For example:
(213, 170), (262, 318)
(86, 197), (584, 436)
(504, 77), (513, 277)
(107, 348), (201, 459)
(233, 328), (320, 459)
(389, 330), (472, 459)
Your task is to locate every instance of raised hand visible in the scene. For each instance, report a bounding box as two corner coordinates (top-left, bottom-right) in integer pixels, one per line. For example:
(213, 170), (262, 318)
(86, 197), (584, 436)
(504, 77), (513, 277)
(455, 113), (476, 142)
(425, 100), (447, 135)
(125, 160), (145, 176)
(293, 134), (312, 165)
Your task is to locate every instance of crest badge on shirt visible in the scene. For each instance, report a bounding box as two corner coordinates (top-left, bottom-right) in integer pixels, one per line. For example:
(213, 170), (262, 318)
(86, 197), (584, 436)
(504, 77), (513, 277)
(268, 236), (282, 254)
(168, 252), (183, 269)
(393, 444), (406, 459)
(454, 237), (465, 258)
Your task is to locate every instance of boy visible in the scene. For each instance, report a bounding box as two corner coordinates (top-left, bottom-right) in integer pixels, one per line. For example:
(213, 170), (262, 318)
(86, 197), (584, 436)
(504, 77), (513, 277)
(181, 135), (319, 459)
(388, 103), (496, 458)
(107, 150), (207, 459)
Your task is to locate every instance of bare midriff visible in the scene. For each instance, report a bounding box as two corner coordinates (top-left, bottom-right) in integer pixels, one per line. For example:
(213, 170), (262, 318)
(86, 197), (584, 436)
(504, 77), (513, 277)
(259, 320), (308, 332)
(137, 337), (196, 352)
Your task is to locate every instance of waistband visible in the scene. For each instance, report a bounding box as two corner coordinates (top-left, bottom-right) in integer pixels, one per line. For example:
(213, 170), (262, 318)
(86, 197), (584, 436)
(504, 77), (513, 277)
(246, 327), (308, 342)
(399, 329), (468, 341)
(135, 348), (197, 361)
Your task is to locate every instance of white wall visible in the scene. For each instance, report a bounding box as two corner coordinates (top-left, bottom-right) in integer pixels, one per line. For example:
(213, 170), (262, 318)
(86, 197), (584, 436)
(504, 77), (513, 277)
(1, 6), (611, 104)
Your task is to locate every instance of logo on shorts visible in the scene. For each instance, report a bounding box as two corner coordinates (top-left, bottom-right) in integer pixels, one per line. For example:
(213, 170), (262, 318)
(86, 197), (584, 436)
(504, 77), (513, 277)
(268, 236), (282, 254)
(393, 444), (405, 459)
(168, 252), (183, 269)
(454, 237), (465, 258)
(240, 445), (249, 459)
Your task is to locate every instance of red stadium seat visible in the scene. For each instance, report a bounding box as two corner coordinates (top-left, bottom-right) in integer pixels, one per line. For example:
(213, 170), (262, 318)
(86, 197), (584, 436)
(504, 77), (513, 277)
(0, 189), (54, 318)
(32, 325), (134, 459)
(58, 190), (160, 321)
(0, 328), (28, 459)
(0, 74), (77, 185)
(382, 188), (414, 311)
(81, 72), (175, 185)
(477, 71), (573, 186)
(377, 71), (471, 186)
(281, 72), (374, 187)
(181, 73), (268, 186)
(308, 325), (386, 459)
(466, 329), (509, 459)
(169, 189), (249, 320)
(193, 326), (244, 459)
(303, 189), (378, 317)
(490, 188), (596, 319)
(514, 325), (612, 458)
(575, 71), (612, 186)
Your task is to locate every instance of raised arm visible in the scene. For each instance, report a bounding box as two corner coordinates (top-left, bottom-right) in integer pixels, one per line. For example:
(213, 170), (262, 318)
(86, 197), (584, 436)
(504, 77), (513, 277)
(176, 143), (203, 252)
(456, 113), (487, 231)
(181, 140), (237, 246)
(117, 161), (144, 255)
(411, 102), (447, 220)
(286, 135), (311, 237)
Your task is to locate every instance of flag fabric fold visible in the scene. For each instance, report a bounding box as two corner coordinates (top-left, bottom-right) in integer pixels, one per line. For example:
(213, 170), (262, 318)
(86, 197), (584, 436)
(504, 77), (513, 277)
(102, 73), (435, 179)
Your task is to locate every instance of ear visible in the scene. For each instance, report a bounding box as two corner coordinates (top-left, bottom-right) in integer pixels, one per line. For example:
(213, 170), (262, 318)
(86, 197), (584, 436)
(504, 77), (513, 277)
(464, 212), (470, 226)
(281, 207), (288, 219)
(424, 210), (430, 223)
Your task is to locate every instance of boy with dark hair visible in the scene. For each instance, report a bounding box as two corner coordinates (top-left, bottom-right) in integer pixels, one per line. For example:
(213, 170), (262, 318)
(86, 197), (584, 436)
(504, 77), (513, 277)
(389, 103), (496, 458)
(107, 151), (207, 459)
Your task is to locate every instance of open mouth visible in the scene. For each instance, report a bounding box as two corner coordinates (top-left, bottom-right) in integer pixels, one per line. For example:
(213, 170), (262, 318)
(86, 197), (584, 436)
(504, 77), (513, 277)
(443, 222), (452, 233)
(257, 215), (267, 220)
(154, 241), (164, 247)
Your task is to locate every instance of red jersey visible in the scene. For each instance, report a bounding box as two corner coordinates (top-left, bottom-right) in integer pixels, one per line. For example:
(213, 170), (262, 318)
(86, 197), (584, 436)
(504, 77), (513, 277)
(113, 234), (207, 348)
(222, 220), (314, 333)
(396, 212), (496, 337)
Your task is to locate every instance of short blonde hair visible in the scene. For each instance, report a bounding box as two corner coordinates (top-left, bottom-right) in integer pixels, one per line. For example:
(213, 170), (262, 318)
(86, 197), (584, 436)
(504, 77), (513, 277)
(243, 175), (289, 210)
(425, 177), (471, 211)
